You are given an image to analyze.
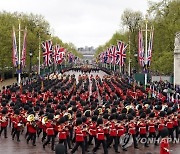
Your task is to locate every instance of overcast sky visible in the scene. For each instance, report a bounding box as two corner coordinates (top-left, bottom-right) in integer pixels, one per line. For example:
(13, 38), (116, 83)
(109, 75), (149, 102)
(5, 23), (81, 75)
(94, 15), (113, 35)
(0, 0), (159, 48)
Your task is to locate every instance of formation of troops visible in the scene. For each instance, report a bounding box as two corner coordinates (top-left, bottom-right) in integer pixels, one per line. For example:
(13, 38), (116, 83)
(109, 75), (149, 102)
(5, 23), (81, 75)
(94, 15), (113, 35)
(0, 67), (179, 154)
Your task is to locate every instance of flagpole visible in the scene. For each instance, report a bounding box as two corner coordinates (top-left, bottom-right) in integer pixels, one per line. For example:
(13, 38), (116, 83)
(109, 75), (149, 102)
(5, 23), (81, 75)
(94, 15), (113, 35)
(128, 33), (131, 76)
(144, 17), (148, 87)
(18, 19), (21, 86)
(38, 34), (41, 75)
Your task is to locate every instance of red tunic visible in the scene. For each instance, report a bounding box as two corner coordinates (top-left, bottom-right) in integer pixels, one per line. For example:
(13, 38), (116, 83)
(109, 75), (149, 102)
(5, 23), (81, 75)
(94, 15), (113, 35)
(96, 126), (105, 140)
(46, 121), (54, 135)
(128, 123), (136, 135)
(160, 138), (170, 154)
(75, 126), (84, 142)
(138, 122), (146, 134)
(173, 119), (178, 127)
(89, 122), (97, 136)
(148, 121), (156, 133)
(0, 116), (8, 127)
(58, 124), (67, 140)
(27, 122), (36, 133)
(117, 124), (125, 137)
(109, 122), (117, 136)
(166, 121), (173, 129)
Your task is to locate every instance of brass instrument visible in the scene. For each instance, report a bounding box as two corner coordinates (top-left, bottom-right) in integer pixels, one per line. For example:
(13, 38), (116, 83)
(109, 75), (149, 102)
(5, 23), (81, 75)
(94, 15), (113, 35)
(27, 114), (35, 122)
(42, 116), (48, 125)
(98, 108), (103, 115)
(64, 112), (72, 120)
(1, 116), (7, 122)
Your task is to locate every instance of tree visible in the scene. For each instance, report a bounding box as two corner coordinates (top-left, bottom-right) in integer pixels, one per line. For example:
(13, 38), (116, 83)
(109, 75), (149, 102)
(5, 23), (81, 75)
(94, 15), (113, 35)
(0, 11), (82, 79)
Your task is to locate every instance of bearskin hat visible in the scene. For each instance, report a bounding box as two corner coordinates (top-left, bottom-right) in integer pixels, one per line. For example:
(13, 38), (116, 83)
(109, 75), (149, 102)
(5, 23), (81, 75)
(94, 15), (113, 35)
(127, 114), (134, 121)
(92, 115), (98, 122)
(140, 112), (146, 119)
(76, 118), (82, 126)
(97, 118), (103, 125)
(149, 112), (155, 118)
(48, 113), (54, 120)
(160, 127), (169, 138)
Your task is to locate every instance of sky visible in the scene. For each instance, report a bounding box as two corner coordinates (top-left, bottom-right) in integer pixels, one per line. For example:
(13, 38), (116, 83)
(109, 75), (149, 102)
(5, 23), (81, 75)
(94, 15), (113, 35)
(0, 0), (159, 48)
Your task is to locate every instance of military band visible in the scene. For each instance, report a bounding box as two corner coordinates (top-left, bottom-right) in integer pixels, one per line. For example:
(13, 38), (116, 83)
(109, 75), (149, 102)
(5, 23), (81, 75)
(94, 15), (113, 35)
(0, 70), (179, 154)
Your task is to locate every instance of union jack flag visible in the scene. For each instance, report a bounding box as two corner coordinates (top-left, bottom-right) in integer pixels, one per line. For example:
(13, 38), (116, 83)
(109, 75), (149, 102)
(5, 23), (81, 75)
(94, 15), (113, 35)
(12, 27), (18, 67)
(104, 50), (108, 63)
(147, 29), (154, 67)
(138, 30), (145, 67)
(58, 47), (65, 64)
(100, 52), (105, 63)
(21, 29), (27, 68)
(111, 45), (117, 64)
(107, 47), (112, 64)
(116, 41), (127, 66)
(52, 44), (60, 64)
(42, 40), (53, 66)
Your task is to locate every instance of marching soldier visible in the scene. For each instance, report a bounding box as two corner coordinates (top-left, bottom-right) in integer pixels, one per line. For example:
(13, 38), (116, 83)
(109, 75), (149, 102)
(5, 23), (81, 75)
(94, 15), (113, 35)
(128, 114), (138, 149)
(138, 113), (149, 147)
(107, 114), (120, 153)
(71, 118), (85, 154)
(26, 113), (37, 146)
(0, 109), (8, 138)
(58, 117), (68, 154)
(148, 112), (156, 139)
(93, 118), (108, 154)
(12, 109), (22, 142)
(88, 115), (97, 146)
(43, 113), (55, 151)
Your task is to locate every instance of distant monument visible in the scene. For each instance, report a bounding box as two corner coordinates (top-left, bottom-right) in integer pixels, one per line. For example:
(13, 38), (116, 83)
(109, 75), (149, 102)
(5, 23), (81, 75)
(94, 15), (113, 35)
(78, 46), (95, 63)
(174, 32), (180, 86)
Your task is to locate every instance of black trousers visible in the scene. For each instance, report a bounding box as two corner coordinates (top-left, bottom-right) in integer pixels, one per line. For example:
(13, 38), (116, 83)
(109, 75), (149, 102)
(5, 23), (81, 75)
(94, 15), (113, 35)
(105, 134), (109, 145)
(67, 135), (72, 149)
(37, 128), (42, 137)
(43, 135), (55, 150)
(0, 126), (7, 137)
(42, 131), (47, 142)
(27, 133), (36, 145)
(88, 135), (97, 145)
(174, 126), (179, 139)
(84, 136), (88, 151)
(12, 128), (20, 141)
(168, 128), (174, 141)
(132, 134), (138, 147)
(155, 130), (162, 144)
(107, 136), (118, 152)
(139, 134), (148, 146)
(93, 140), (108, 154)
(148, 132), (156, 138)
(71, 141), (85, 154)
(59, 139), (67, 154)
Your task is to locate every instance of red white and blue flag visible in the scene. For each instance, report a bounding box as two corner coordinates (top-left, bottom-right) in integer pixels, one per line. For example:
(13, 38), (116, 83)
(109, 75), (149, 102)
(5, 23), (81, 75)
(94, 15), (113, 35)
(138, 30), (145, 67)
(111, 45), (117, 64)
(107, 47), (112, 64)
(147, 29), (154, 67)
(59, 47), (66, 64)
(12, 27), (18, 67)
(100, 52), (105, 63)
(52, 44), (61, 64)
(42, 40), (53, 66)
(116, 41), (127, 66)
(21, 29), (27, 68)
